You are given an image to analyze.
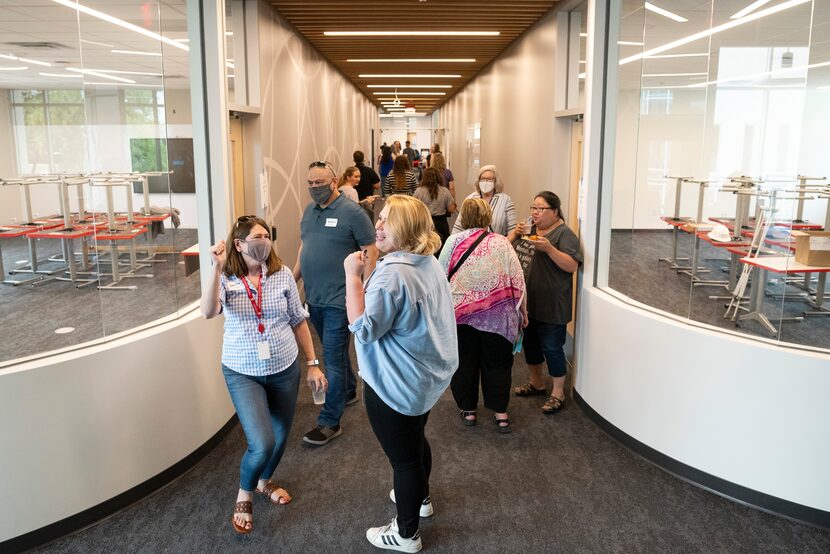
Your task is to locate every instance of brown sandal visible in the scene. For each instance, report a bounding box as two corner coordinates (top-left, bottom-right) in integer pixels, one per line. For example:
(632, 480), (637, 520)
(542, 395), (565, 414)
(514, 382), (546, 397)
(258, 482), (292, 505)
(231, 501), (253, 534)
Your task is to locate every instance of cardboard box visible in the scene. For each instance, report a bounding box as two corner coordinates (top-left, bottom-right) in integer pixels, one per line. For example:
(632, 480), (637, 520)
(792, 230), (830, 266)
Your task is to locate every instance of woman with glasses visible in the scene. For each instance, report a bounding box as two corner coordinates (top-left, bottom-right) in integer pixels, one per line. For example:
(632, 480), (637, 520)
(507, 191), (582, 415)
(439, 197), (526, 433)
(344, 195), (457, 553)
(451, 164), (516, 237)
(201, 215), (326, 535)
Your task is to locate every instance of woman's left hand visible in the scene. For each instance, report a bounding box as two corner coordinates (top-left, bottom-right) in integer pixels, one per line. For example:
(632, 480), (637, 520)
(344, 250), (366, 277)
(307, 366), (327, 392)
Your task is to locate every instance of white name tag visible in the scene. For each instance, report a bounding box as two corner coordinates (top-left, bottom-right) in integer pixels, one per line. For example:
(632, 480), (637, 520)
(227, 282), (244, 291)
(325, 218), (338, 227)
(257, 341), (271, 360)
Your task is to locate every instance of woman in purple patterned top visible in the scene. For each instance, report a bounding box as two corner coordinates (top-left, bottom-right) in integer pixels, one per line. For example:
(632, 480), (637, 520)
(438, 198), (527, 432)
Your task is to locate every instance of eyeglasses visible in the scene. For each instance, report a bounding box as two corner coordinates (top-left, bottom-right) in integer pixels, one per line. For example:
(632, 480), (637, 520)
(235, 215), (257, 227)
(529, 206), (553, 212)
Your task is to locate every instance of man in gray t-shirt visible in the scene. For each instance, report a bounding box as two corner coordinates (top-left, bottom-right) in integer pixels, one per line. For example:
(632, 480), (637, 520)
(294, 161), (377, 446)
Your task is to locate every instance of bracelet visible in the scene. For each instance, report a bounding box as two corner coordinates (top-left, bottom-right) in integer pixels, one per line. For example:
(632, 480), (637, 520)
(306, 359), (319, 367)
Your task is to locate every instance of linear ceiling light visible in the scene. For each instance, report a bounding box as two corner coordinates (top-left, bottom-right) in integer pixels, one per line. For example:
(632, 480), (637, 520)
(645, 52), (710, 59)
(620, 0), (809, 66)
(67, 67), (136, 83)
(359, 74), (461, 78)
(618, 41), (644, 46)
(689, 59), (830, 88)
(373, 91), (445, 95)
(347, 58), (475, 62)
(643, 72), (708, 77)
(326, 31), (498, 37)
(0, 66), (28, 71)
(0, 54), (50, 66)
(112, 49), (162, 56)
(84, 69), (163, 76)
(377, 97), (440, 100)
(80, 38), (114, 48)
(367, 84), (450, 88)
(39, 72), (83, 77)
(645, 2), (688, 23)
(731, 0), (774, 19)
(84, 81), (163, 88)
(52, 0), (189, 52)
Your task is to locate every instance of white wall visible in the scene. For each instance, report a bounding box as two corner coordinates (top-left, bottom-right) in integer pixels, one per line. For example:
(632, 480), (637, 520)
(0, 308), (232, 542)
(435, 10), (571, 218)
(256, 1), (380, 268)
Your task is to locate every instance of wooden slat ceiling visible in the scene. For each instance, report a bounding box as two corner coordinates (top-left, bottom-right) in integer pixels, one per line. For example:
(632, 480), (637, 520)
(269, 0), (559, 114)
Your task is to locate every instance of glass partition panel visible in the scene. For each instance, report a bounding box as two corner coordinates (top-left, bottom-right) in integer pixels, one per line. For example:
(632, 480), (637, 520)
(605, 0), (829, 352)
(0, 0), (202, 366)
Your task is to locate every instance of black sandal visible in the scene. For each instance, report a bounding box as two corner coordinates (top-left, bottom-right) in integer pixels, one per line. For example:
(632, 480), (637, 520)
(542, 395), (565, 414)
(493, 415), (512, 434)
(460, 410), (477, 426)
(514, 382), (546, 397)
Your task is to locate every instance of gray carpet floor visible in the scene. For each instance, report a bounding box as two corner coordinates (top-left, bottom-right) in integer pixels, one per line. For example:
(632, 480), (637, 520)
(34, 343), (830, 553)
(608, 229), (830, 350)
(0, 228), (201, 363)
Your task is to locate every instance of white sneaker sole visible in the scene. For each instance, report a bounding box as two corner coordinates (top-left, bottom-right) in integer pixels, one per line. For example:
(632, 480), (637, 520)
(302, 427), (342, 446)
(366, 527), (422, 553)
(388, 489), (434, 518)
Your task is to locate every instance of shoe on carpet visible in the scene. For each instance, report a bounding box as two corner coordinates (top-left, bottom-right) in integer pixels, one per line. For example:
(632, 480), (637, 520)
(514, 382), (546, 397)
(389, 489), (434, 518)
(346, 393), (359, 406)
(542, 395), (565, 414)
(366, 517), (422, 553)
(303, 424), (342, 446)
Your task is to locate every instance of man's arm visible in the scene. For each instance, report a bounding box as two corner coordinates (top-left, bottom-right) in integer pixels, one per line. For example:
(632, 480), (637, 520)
(293, 242), (303, 282)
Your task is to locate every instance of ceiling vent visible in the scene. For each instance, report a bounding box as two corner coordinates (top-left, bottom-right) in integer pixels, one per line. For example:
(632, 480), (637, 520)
(4, 41), (69, 49)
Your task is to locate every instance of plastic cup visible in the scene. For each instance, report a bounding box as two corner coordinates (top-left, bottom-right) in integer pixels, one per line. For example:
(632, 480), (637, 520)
(522, 217), (533, 239)
(311, 382), (326, 405)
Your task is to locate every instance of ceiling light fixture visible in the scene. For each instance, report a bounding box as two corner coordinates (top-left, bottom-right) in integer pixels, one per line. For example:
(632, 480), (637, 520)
(52, 0), (189, 52)
(67, 67), (136, 83)
(0, 54), (51, 66)
(620, 0), (809, 66)
(83, 81), (163, 88)
(83, 69), (163, 76)
(367, 84), (451, 88)
(645, 2), (688, 23)
(80, 38), (115, 48)
(326, 31), (498, 37)
(688, 59), (830, 88)
(618, 41), (644, 46)
(373, 91), (446, 95)
(111, 49), (162, 57)
(0, 66), (28, 71)
(39, 72), (83, 78)
(347, 58), (476, 63)
(643, 72), (708, 77)
(645, 52), (710, 59)
(730, 0), (773, 19)
(359, 74), (461, 78)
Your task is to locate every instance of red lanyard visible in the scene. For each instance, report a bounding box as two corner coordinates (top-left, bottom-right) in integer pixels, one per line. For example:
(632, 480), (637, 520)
(240, 273), (265, 334)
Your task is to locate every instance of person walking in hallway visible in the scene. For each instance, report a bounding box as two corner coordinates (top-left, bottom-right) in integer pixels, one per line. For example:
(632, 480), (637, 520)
(295, 161), (378, 446)
(201, 215), (326, 534)
(344, 195), (458, 552)
(508, 191), (582, 414)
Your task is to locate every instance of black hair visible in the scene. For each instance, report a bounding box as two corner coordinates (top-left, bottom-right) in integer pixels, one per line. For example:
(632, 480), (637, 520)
(536, 191), (564, 221)
(380, 145), (392, 164)
(353, 150), (365, 164)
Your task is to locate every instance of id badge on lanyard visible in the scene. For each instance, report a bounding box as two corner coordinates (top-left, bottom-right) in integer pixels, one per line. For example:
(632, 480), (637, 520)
(241, 273), (270, 360)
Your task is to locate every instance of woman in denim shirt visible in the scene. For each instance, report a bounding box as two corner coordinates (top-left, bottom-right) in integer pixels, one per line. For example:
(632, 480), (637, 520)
(344, 195), (458, 553)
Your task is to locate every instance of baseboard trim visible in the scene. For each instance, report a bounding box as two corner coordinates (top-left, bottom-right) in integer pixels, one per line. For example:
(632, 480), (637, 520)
(2, 415), (238, 553)
(573, 390), (829, 530)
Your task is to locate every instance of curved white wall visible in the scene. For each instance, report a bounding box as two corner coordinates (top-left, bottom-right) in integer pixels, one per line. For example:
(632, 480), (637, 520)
(575, 288), (830, 512)
(0, 308), (232, 542)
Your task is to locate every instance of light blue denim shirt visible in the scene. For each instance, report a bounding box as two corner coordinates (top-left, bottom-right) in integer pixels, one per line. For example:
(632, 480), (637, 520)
(348, 251), (458, 416)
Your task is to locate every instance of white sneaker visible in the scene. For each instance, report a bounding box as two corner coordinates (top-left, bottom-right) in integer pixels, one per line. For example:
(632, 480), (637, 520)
(366, 517), (422, 553)
(389, 489), (434, 518)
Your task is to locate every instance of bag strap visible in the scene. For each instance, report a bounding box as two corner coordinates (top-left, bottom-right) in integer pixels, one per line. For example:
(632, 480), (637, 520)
(448, 230), (489, 281)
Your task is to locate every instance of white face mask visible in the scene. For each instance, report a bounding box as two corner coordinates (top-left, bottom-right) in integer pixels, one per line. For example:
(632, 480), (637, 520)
(478, 179), (495, 194)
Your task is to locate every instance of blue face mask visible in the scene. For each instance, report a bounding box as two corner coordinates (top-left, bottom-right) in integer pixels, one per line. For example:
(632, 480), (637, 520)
(309, 184), (333, 205)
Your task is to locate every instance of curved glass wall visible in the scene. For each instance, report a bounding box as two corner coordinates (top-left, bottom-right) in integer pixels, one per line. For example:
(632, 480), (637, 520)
(607, 0), (830, 351)
(0, 1), (202, 364)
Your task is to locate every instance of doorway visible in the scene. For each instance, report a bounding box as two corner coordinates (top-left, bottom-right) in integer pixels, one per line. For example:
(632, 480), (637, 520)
(229, 113), (245, 217)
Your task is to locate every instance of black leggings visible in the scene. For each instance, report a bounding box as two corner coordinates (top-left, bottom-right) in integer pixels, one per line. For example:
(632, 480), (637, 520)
(451, 324), (514, 413)
(364, 383), (432, 538)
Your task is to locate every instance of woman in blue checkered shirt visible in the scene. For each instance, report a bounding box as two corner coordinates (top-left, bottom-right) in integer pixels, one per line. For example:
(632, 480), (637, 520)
(201, 215), (326, 535)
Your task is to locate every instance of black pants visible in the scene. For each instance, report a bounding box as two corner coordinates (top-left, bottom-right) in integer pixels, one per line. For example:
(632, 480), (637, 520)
(364, 383), (431, 538)
(451, 324), (514, 413)
(432, 214), (449, 257)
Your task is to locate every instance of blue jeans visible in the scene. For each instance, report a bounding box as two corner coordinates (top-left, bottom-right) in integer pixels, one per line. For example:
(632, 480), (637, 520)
(307, 304), (357, 428)
(222, 360), (300, 491)
(522, 319), (567, 378)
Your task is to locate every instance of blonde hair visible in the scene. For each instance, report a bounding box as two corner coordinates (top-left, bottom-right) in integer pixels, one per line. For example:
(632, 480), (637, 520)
(476, 164), (504, 194)
(459, 197), (492, 230)
(384, 195), (441, 255)
(431, 152), (447, 173)
(338, 166), (359, 188)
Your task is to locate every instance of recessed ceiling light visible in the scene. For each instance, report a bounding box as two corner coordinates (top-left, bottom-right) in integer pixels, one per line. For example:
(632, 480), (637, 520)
(373, 92), (445, 95)
(347, 58), (476, 63)
(0, 66), (28, 71)
(68, 67), (136, 83)
(366, 84), (451, 88)
(731, 0), (773, 19)
(54, 327), (75, 334)
(39, 72), (83, 78)
(645, 2), (688, 23)
(621, 0), (808, 65)
(359, 74), (461, 78)
(580, 33), (588, 37)
(326, 31), (498, 37)
(52, 0), (189, 52)
(111, 49), (162, 56)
